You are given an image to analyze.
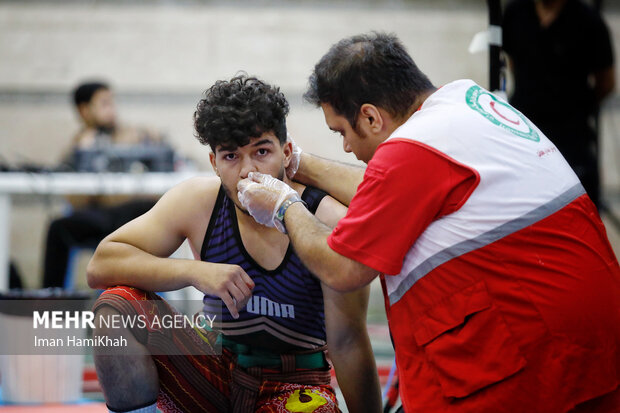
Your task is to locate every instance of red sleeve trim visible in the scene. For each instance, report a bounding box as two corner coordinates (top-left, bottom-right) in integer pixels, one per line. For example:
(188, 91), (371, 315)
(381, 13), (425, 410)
(328, 232), (400, 275)
(388, 138), (480, 213)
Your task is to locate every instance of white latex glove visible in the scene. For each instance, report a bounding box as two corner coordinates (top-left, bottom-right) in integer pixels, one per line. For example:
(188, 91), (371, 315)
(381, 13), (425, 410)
(286, 133), (303, 179)
(237, 172), (302, 233)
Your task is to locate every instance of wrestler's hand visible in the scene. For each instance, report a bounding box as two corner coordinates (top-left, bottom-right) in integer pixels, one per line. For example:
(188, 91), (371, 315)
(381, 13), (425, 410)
(286, 133), (302, 179)
(237, 172), (299, 231)
(193, 263), (254, 319)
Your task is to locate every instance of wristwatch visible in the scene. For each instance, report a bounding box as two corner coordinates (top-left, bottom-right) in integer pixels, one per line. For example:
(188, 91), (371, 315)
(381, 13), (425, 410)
(274, 196), (307, 234)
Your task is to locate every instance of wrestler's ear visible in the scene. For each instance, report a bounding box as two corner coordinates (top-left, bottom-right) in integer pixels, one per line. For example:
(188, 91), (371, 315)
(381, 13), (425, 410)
(282, 139), (292, 168)
(359, 104), (383, 134)
(209, 152), (219, 177)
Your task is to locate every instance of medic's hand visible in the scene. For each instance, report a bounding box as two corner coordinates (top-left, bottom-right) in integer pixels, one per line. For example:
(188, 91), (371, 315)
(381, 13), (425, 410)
(237, 172), (299, 230)
(286, 133), (303, 179)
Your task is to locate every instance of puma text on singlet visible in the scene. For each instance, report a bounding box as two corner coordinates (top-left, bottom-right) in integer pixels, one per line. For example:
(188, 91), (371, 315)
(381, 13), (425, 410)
(201, 186), (328, 352)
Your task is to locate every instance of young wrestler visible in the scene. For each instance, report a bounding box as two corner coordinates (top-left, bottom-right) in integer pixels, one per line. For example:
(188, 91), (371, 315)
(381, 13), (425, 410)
(87, 75), (382, 413)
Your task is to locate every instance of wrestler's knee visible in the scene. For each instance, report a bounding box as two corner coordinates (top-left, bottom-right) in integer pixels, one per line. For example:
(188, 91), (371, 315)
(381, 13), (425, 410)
(92, 287), (150, 350)
(96, 285), (150, 302)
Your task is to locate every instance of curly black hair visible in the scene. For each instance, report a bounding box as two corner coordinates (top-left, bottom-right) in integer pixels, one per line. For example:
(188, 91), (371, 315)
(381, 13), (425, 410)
(194, 75), (289, 152)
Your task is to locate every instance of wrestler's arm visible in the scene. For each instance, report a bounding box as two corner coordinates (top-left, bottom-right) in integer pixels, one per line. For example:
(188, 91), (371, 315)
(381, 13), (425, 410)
(87, 176), (253, 317)
(293, 152), (365, 206)
(315, 196), (382, 413)
(323, 284), (382, 413)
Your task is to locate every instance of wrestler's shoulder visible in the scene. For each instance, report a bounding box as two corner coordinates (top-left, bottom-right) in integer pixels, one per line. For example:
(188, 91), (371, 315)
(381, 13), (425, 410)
(160, 176), (220, 208)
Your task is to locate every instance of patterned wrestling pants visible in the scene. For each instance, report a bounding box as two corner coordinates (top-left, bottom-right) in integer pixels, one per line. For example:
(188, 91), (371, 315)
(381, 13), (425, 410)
(93, 286), (341, 413)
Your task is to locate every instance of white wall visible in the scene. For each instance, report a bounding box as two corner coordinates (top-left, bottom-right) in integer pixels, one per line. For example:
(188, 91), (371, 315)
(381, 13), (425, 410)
(1, 1), (619, 286)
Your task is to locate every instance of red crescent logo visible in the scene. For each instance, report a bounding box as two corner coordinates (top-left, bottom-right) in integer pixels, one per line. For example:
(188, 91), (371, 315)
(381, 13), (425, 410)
(490, 101), (520, 125)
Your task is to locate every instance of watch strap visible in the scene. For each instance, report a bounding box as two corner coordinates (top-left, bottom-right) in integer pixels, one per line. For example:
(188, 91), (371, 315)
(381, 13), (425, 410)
(274, 195), (307, 233)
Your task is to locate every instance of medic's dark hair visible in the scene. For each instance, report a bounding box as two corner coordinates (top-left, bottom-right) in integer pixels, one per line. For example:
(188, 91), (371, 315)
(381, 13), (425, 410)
(304, 31), (434, 128)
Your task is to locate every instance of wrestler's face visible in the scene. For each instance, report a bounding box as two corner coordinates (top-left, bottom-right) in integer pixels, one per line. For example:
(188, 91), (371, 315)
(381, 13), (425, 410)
(210, 132), (291, 212)
(321, 103), (375, 164)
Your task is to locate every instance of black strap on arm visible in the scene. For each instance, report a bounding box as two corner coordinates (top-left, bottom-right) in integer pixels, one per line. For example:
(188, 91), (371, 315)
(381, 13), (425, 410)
(301, 186), (328, 215)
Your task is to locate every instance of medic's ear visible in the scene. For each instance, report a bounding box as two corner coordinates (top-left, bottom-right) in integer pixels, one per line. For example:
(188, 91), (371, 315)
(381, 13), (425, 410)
(359, 103), (383, 133)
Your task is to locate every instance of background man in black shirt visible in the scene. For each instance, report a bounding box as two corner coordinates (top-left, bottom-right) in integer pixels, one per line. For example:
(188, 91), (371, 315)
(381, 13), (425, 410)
(502, 0), (615, 208)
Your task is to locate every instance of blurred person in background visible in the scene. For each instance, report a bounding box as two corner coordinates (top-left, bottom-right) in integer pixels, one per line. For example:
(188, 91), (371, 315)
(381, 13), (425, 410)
(502, 0), (615, 209)
(42, 81), (166, 288)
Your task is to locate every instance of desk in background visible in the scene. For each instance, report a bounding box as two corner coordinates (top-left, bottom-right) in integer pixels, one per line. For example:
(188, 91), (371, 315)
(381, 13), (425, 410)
(0, 171), (209, 290)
